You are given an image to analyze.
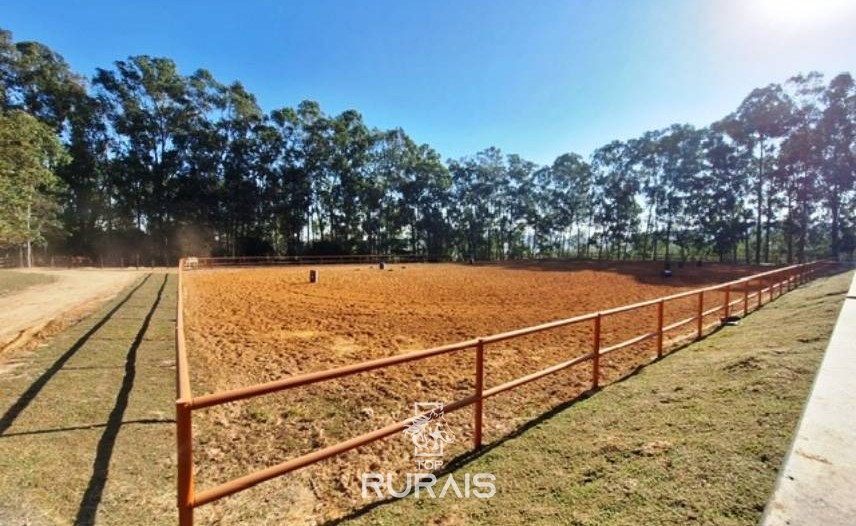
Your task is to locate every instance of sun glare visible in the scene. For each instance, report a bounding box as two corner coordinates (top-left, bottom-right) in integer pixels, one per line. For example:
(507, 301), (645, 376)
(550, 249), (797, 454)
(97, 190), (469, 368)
(750, 0), (856, 30)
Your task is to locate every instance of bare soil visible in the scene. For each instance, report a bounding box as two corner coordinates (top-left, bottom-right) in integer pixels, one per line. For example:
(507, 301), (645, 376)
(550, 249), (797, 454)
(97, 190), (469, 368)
(183, 261), (760, 525)
(0, 269), (142, 355)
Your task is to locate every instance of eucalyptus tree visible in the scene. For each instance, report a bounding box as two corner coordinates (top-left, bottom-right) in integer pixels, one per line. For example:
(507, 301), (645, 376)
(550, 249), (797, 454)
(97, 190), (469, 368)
(268, 106), (311, 254)
(722, 84), (795, 263)
(817, 73), (856, 259)
(448, 147), (506, 259)
(409, 143), (453, 255)
(365, 128), (415, 253)
(659, 124), (705, 261)
(497, 154), (536, 258)
(294, 100), (332, 245)
(771, 73), (826, 262)
(94, 56), (195, 258)
(216, 81), (267, 255)
(700, 125), (751, 262)
(533, 153), (592, 256)
(0, 33), (85, 132)
(328, 109), (373, 250)
(590, 141), (641, 259)
(629, 130), (665, 259)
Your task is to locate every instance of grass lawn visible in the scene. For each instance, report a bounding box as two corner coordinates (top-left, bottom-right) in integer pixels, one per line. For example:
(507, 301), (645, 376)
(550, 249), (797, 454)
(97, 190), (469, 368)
(346, 269), (852, 526)
(0, 273), (176, 525)
(0, 270), (57, 297)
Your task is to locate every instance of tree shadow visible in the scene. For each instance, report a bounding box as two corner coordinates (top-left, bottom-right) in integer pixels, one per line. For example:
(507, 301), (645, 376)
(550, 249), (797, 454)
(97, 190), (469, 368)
(0, 274), (152, 436)
(0, 418), (173, 439)
(321, 315), (760, 526)
(475, 259), (766, 288)
(74, 274), (168, 526)
(320, 358), (666, 525)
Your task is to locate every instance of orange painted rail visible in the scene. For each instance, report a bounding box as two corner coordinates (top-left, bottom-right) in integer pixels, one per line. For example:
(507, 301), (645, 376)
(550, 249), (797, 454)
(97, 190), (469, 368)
(174, 258), (823, 524)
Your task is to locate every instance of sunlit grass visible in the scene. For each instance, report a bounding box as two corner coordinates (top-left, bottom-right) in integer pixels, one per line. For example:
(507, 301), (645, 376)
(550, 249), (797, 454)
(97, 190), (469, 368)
(351, 270), (851, 526)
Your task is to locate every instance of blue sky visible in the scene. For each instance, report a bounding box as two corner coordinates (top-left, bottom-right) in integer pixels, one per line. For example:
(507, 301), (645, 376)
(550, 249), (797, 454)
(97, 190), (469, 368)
(5, 0), (855, 165)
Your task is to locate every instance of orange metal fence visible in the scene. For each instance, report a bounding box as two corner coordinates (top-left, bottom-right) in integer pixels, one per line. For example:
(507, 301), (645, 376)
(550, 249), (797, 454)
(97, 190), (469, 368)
(185, 253), (449, 268)
(174, 258), (823, 525)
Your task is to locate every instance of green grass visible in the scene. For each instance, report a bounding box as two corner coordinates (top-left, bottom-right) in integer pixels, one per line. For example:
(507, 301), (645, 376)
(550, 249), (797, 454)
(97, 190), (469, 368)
(0, 272), (177, 525)
(0, 270), (57, 297)
(347, 270), (852, 526)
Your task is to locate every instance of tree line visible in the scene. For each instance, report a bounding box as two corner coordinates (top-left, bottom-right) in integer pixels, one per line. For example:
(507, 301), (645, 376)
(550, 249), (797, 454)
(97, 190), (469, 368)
(1, 28), (854, 266)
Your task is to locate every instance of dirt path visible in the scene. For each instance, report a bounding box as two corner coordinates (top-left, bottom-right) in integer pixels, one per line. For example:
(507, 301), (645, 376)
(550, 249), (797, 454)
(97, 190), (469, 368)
(0, 269), (145, 353)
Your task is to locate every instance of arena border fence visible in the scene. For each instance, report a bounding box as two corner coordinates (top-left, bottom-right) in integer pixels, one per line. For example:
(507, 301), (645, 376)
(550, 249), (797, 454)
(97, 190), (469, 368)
(174, 257), (824, 525)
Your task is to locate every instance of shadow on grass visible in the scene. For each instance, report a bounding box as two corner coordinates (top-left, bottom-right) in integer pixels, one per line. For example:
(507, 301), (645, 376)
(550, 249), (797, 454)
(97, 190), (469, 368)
(74, 274), (168, 526)
(0, 274), (152, 436)
(0, 418), (173, 439)
(321, 354), (680, 525)
(321, 305), (796, 526)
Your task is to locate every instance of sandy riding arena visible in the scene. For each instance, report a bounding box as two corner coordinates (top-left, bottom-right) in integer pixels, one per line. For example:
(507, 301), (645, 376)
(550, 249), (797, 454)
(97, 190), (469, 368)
(183, 261), (757, 524)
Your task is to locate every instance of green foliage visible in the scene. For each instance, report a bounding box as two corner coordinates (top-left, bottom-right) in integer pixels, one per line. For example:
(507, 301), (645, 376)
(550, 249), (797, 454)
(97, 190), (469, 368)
(0, 27), (853, 264)
(0, 109), (67, 249)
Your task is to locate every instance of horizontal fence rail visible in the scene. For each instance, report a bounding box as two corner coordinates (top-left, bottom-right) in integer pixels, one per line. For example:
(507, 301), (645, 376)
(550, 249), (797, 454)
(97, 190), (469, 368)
(174, 257), (824, 525)
(184, 253), (451, 269)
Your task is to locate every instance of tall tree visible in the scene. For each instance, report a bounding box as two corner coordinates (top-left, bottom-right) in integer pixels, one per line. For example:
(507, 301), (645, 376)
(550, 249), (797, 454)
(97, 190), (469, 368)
(817, 73), (856, 259)
(0, 110), (67, 266)
(722, 85), (794, 263)
(591, 141), (640, 259)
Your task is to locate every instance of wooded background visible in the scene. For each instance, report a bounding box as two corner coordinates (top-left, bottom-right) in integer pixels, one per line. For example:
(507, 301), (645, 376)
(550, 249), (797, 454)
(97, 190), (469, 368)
(0, 28), (853, 266)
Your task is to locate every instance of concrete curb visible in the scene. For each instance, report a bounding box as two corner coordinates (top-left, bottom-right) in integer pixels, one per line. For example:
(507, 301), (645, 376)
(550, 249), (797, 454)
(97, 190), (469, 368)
(760, 272), (856, 525)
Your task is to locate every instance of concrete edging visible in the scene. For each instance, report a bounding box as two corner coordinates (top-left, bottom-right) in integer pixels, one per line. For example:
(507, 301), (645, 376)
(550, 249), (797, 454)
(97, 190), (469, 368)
(760, 271), (856, 525)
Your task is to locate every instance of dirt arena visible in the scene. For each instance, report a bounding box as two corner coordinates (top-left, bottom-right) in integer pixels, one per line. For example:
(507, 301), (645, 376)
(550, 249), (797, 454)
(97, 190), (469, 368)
(182, 261), (757, 524)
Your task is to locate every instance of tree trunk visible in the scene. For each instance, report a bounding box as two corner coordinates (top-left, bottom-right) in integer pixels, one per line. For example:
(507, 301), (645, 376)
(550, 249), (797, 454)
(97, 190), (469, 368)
(830, 191), (841, 259)
(755, 138), (764, 264)
(26, 203), (33, 268)
(798, 196), (808, 263)
(785, 189), (794, 264)
(664, 216), (672, 263)
(764, 190), (773, 263)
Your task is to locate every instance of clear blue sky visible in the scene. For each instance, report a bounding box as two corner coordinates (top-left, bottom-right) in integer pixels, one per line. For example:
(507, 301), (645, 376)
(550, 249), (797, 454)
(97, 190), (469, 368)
(5, 0), (855, 165)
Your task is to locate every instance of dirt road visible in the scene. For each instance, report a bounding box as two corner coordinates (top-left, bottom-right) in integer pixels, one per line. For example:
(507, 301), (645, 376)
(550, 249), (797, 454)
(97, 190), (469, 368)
(0, 269), (144, 351)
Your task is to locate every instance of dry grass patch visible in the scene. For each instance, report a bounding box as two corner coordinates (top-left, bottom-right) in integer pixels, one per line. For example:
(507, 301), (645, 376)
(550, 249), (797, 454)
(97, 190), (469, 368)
(0, 270), (56, 297)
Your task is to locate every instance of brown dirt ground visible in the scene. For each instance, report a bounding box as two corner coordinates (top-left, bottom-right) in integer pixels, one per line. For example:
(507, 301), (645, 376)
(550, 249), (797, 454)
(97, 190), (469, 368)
(182, 260), (762, 525)
(0, 269), (143, 358)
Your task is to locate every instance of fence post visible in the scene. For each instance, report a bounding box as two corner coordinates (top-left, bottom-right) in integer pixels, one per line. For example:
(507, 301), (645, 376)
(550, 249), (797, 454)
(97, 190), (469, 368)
(177, 400), (194, 526)
(723, 286), (731, 322)
(474, 339), (485, 450)
(656, 300), (664, 358)
(696, 291), (704, 338)
(592, 313), (602, 389)
(743, 279), (749, 317)
(758, 277), (764, 309)
(770, 275), (775, 301)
